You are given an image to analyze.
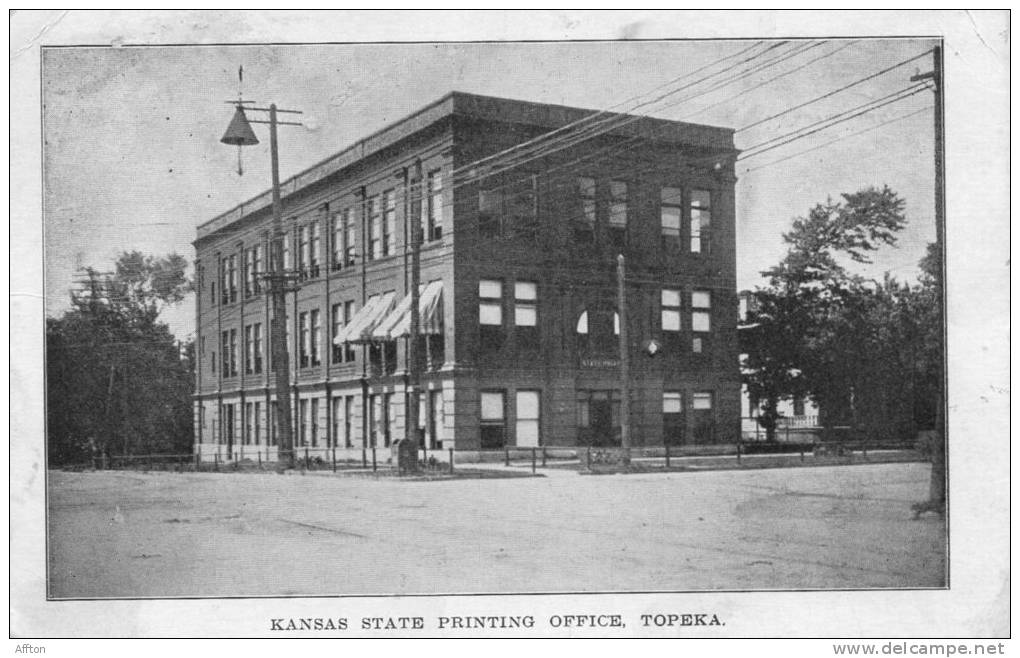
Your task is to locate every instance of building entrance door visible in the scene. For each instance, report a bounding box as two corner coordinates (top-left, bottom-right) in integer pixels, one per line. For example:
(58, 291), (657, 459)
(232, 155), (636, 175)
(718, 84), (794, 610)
(578, 389), (620, 447)
(590, 398), (613, 446)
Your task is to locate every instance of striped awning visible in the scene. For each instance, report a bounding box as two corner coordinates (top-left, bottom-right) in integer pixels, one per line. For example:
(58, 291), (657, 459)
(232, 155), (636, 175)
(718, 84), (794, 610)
(333, 291), (396, 345)
(371, 280), (444, 341)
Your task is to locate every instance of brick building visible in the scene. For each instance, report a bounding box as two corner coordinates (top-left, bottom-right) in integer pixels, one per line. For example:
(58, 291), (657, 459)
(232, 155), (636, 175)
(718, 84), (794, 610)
(193, 92), (741, 460)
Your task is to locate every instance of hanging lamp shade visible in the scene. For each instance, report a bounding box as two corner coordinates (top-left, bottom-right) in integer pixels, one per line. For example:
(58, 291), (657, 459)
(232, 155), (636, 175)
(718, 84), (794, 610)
(220, 106), (259, 146)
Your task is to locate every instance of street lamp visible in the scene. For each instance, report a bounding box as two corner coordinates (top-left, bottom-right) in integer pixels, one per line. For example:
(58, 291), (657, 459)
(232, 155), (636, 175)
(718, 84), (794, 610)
(220, 68), (303, 471)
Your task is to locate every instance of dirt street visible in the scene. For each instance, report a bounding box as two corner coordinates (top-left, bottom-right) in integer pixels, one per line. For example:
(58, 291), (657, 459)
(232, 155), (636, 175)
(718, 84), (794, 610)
(47, 462), (945, 598)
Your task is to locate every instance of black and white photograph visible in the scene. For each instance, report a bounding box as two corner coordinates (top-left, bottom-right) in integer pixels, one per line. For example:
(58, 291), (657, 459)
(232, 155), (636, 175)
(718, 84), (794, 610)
(10, 9), (1009, 644)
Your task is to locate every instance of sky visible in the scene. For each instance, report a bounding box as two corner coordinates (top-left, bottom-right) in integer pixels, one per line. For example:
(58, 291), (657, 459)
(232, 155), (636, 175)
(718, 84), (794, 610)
(42, 38), (938, 340)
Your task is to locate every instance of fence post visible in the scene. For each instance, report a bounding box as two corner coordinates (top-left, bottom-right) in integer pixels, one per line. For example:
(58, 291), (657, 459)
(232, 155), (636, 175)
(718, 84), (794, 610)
(541, 446), (547, 467)
(305, 446), (310, 468)
(505, 448), (510, 467)
(214, 453), (219, 471)
(372, 446), (377, 472)
(586, 446), (592, 469)
(194, 452), (199, 471)
(362, 447), (367, 469)
(449, 447), (454, 474)
(258, 451), (262, 470)
(665, 442), (671, 469)
(332, 447), (337, 472)
(532, 447), (536, 474)
(736, 442), (741, 463)
(800, 446), (805, 462)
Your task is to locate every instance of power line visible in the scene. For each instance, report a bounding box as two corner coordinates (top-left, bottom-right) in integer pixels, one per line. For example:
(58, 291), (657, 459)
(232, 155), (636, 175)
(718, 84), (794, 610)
(452, 40), (770, 181)
(742, 105), (933, 174)
(682, 41), (856, 121)
(738, 83), (931, 161)
(737, 48), (934, 132)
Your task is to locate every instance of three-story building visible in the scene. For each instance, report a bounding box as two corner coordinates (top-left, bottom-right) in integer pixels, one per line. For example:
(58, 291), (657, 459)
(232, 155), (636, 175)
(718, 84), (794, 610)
(193, 92), (741, 461)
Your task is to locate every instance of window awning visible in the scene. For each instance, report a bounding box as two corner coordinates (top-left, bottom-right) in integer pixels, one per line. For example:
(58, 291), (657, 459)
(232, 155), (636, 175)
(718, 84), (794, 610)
(333, 291), (396, 345)
(371, 280), (444, 341)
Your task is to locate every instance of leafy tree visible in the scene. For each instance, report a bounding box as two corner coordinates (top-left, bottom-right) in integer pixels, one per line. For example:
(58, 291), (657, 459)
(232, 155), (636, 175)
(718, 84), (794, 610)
(742, 186), (911, 439)
(47, 252), (194, 465)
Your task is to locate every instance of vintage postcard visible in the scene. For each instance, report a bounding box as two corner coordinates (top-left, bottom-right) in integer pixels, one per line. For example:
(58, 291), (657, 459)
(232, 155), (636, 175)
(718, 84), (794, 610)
(10, 9), (1010, 646)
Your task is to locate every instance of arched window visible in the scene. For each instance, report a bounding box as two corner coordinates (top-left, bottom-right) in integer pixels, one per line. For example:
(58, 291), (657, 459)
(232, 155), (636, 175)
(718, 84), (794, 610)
(576, 307), (619, 354)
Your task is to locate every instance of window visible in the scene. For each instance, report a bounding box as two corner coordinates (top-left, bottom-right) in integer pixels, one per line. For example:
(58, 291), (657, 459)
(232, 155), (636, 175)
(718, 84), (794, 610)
(245, 402), (254, 445)
(344, 208), (357, 266)
(663, 391), (685, 446)
(309, 221), (321, 276)
(661, 186), (683, 243)
(220, 258), (229, 305)
(509, 174), (539, 240)
(608, 180), (628, 241)
(385, 393), (397, 447)
(476, 174), (536, 240)
(297, 225), (309, 272)
(429, 390), (445, 449)
(310, 309), (321, 366)
(369, 195), (382, 260)
(692, 391), (715, 442)
(221, 403), (234, 445)
(383, 189), (396, 256)
(228, 255), (238, 302)
(692, 290), (711, 332)
(253, 323), (263, 374)
(574, 176), (597, 243)
(244, 324), (254, 374)
(478, 188), (502, 237)
(345, 396), (355, 448)
(690, 189), (711, 254)
(270, 401), (278, 446)
(331, 303), (344, 363)
(331, 396), (342, 448)
(252, 245), (263, 294)
(310, 397), (319, 447)
(210, 278), (216, 305)
(515, 390), (541, 447)
(514, 281), (537, 326)
(794, 397), (806, 417)
(299, 311), (310, 368)
(479, 279), (503, 352)
(229, 329), (237, 376)
(343, 301), (355, 361)
(299, 398), (309, 447)
(244, 249), (254, 297)
(283, 233), (292, 270)
(211, 350), (216, 374)
(661, 289), (681, 332)
(692, 337), (703, 353)
(480, 390), (506, 449)
(331, 212), (344, 270)
(514, 281), (538, 347)
(253, 401), (261, 445)
(221, 331), (230, 375)
(426, 170), (443, 241)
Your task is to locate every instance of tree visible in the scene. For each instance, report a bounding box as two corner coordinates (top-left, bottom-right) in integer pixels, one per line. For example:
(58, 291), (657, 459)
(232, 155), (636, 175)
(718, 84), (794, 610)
(742, 186), (909, 438)
(47, 252), (193, 466)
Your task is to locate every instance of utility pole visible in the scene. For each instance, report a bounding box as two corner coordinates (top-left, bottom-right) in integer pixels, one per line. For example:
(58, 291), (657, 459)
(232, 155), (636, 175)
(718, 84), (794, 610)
(219, 70), (303, 470)
(911, 44), (945, 512)
(398, 159), (424, 473)
(617, 254), (631, 467)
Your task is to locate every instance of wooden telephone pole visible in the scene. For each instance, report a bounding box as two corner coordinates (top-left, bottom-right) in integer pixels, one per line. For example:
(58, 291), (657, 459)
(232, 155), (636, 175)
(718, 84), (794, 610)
(911, 45), (945, 512)
(220, 72), (303, 470)
(400, 159), (424, 473)
(617, 254), (631, 466)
